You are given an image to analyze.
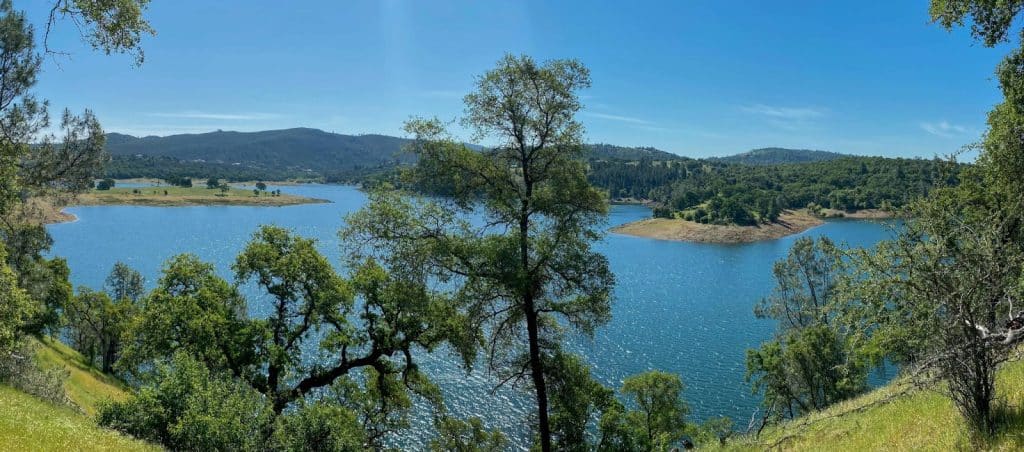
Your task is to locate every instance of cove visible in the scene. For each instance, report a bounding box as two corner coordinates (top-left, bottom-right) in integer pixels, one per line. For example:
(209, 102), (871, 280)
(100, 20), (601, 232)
(46, 184), (898, 447)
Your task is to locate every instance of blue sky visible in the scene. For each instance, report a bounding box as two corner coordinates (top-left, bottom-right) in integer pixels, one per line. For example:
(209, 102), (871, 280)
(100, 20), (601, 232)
(28, 0), (1010, 158)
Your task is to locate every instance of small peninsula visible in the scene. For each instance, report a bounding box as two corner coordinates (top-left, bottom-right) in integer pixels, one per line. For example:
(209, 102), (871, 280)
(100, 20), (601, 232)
(38, 186), (328, 225)
(611, 209), (825, 243)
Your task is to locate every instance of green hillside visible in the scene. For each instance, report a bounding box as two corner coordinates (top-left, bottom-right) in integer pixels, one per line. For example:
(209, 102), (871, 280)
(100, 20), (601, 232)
(0, 385), (156, 451)
(710, 148), (848, 165)
(0, 338), (155, 451)
(34, 337), (132, 416)
(709, 359), (1024, 451)
(585, 143), (686, 161)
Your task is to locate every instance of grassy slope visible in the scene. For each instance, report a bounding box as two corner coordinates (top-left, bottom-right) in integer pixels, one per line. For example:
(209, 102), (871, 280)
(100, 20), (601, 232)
(34, 337), (131, 416)
(710, 359), (1024, 451)
(0, 337), (156, 451)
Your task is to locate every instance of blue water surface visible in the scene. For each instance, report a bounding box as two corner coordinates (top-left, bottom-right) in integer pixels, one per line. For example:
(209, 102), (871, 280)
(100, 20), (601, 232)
(46, 184), (897, 447)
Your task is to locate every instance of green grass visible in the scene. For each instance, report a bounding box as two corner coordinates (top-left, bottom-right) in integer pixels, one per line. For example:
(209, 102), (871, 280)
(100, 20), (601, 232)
(709, 359), (1024, 451)
(0, 337), (157, 451)
(0, 385), (156, 451)
(33, 337), (130, 416)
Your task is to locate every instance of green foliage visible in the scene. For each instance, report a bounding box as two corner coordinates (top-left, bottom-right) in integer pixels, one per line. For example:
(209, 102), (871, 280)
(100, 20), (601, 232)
(0, 245), (33, 355)
(64, 286), (134, 374)
(545, 352), (615, 450)
(61, 263), (143, 374)
(595, 370), (691, 451)
(691, 416), (735, 447)
(118, 254), (258, 380)
(0, 224), (71, 335)
(271, 400), (366, 451)
(50, 0), (154, 65)
(117, 225), (468, 447)
(746, 237), (869, 422)
(98, 353), (274, 450)
(105, 261), (143, 304)
(430, 416), (507, 452)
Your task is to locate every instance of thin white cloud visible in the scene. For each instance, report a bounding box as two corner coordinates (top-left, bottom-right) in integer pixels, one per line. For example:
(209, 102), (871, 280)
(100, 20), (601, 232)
(147, 111), (282, 121)
(740, 104), (826, 120)
(740, 103), (827, 131)
(584, 112), (653, 125)
(920, 120), (968, 138)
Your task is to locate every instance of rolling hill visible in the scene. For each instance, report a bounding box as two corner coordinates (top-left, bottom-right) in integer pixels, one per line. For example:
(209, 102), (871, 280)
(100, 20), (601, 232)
(710, 147), (848, 165)
(105, 128), (414, 173)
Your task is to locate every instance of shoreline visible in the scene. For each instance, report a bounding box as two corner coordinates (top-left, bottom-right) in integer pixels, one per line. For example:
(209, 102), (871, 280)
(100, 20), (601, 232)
(610, 209), (829, 244)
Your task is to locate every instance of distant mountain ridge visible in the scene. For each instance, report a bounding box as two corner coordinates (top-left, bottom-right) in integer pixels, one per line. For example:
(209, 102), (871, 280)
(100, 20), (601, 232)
(104, 129), (859, 181)
(710, 147), (848, 165)
(103, 128), (686, 177)
(105, 128), (414, 173)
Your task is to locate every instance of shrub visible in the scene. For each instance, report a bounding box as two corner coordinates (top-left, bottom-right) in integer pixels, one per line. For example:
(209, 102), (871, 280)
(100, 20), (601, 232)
(271, 401), (366, 451)
(98, 353), (274, 450)
(0, 339), (70, 408)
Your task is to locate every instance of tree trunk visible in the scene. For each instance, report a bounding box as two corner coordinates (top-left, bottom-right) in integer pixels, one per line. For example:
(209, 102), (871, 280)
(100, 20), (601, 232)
(526, 305), (551, 451)
(520, 175), (551, 451)
(101, 340), (116, 374)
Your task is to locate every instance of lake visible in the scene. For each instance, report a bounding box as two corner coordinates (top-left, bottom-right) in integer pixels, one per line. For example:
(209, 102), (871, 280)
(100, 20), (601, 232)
(46, 184), (897, 447)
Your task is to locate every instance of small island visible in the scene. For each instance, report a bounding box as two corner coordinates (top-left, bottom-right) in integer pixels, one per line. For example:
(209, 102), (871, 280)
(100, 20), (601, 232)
(612, 209), (826, 243)
(78, 186), (328, 207)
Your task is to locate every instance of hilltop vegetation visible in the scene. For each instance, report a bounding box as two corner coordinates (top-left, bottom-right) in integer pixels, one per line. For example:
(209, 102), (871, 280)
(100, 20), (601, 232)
(709, 147), (848, 165)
